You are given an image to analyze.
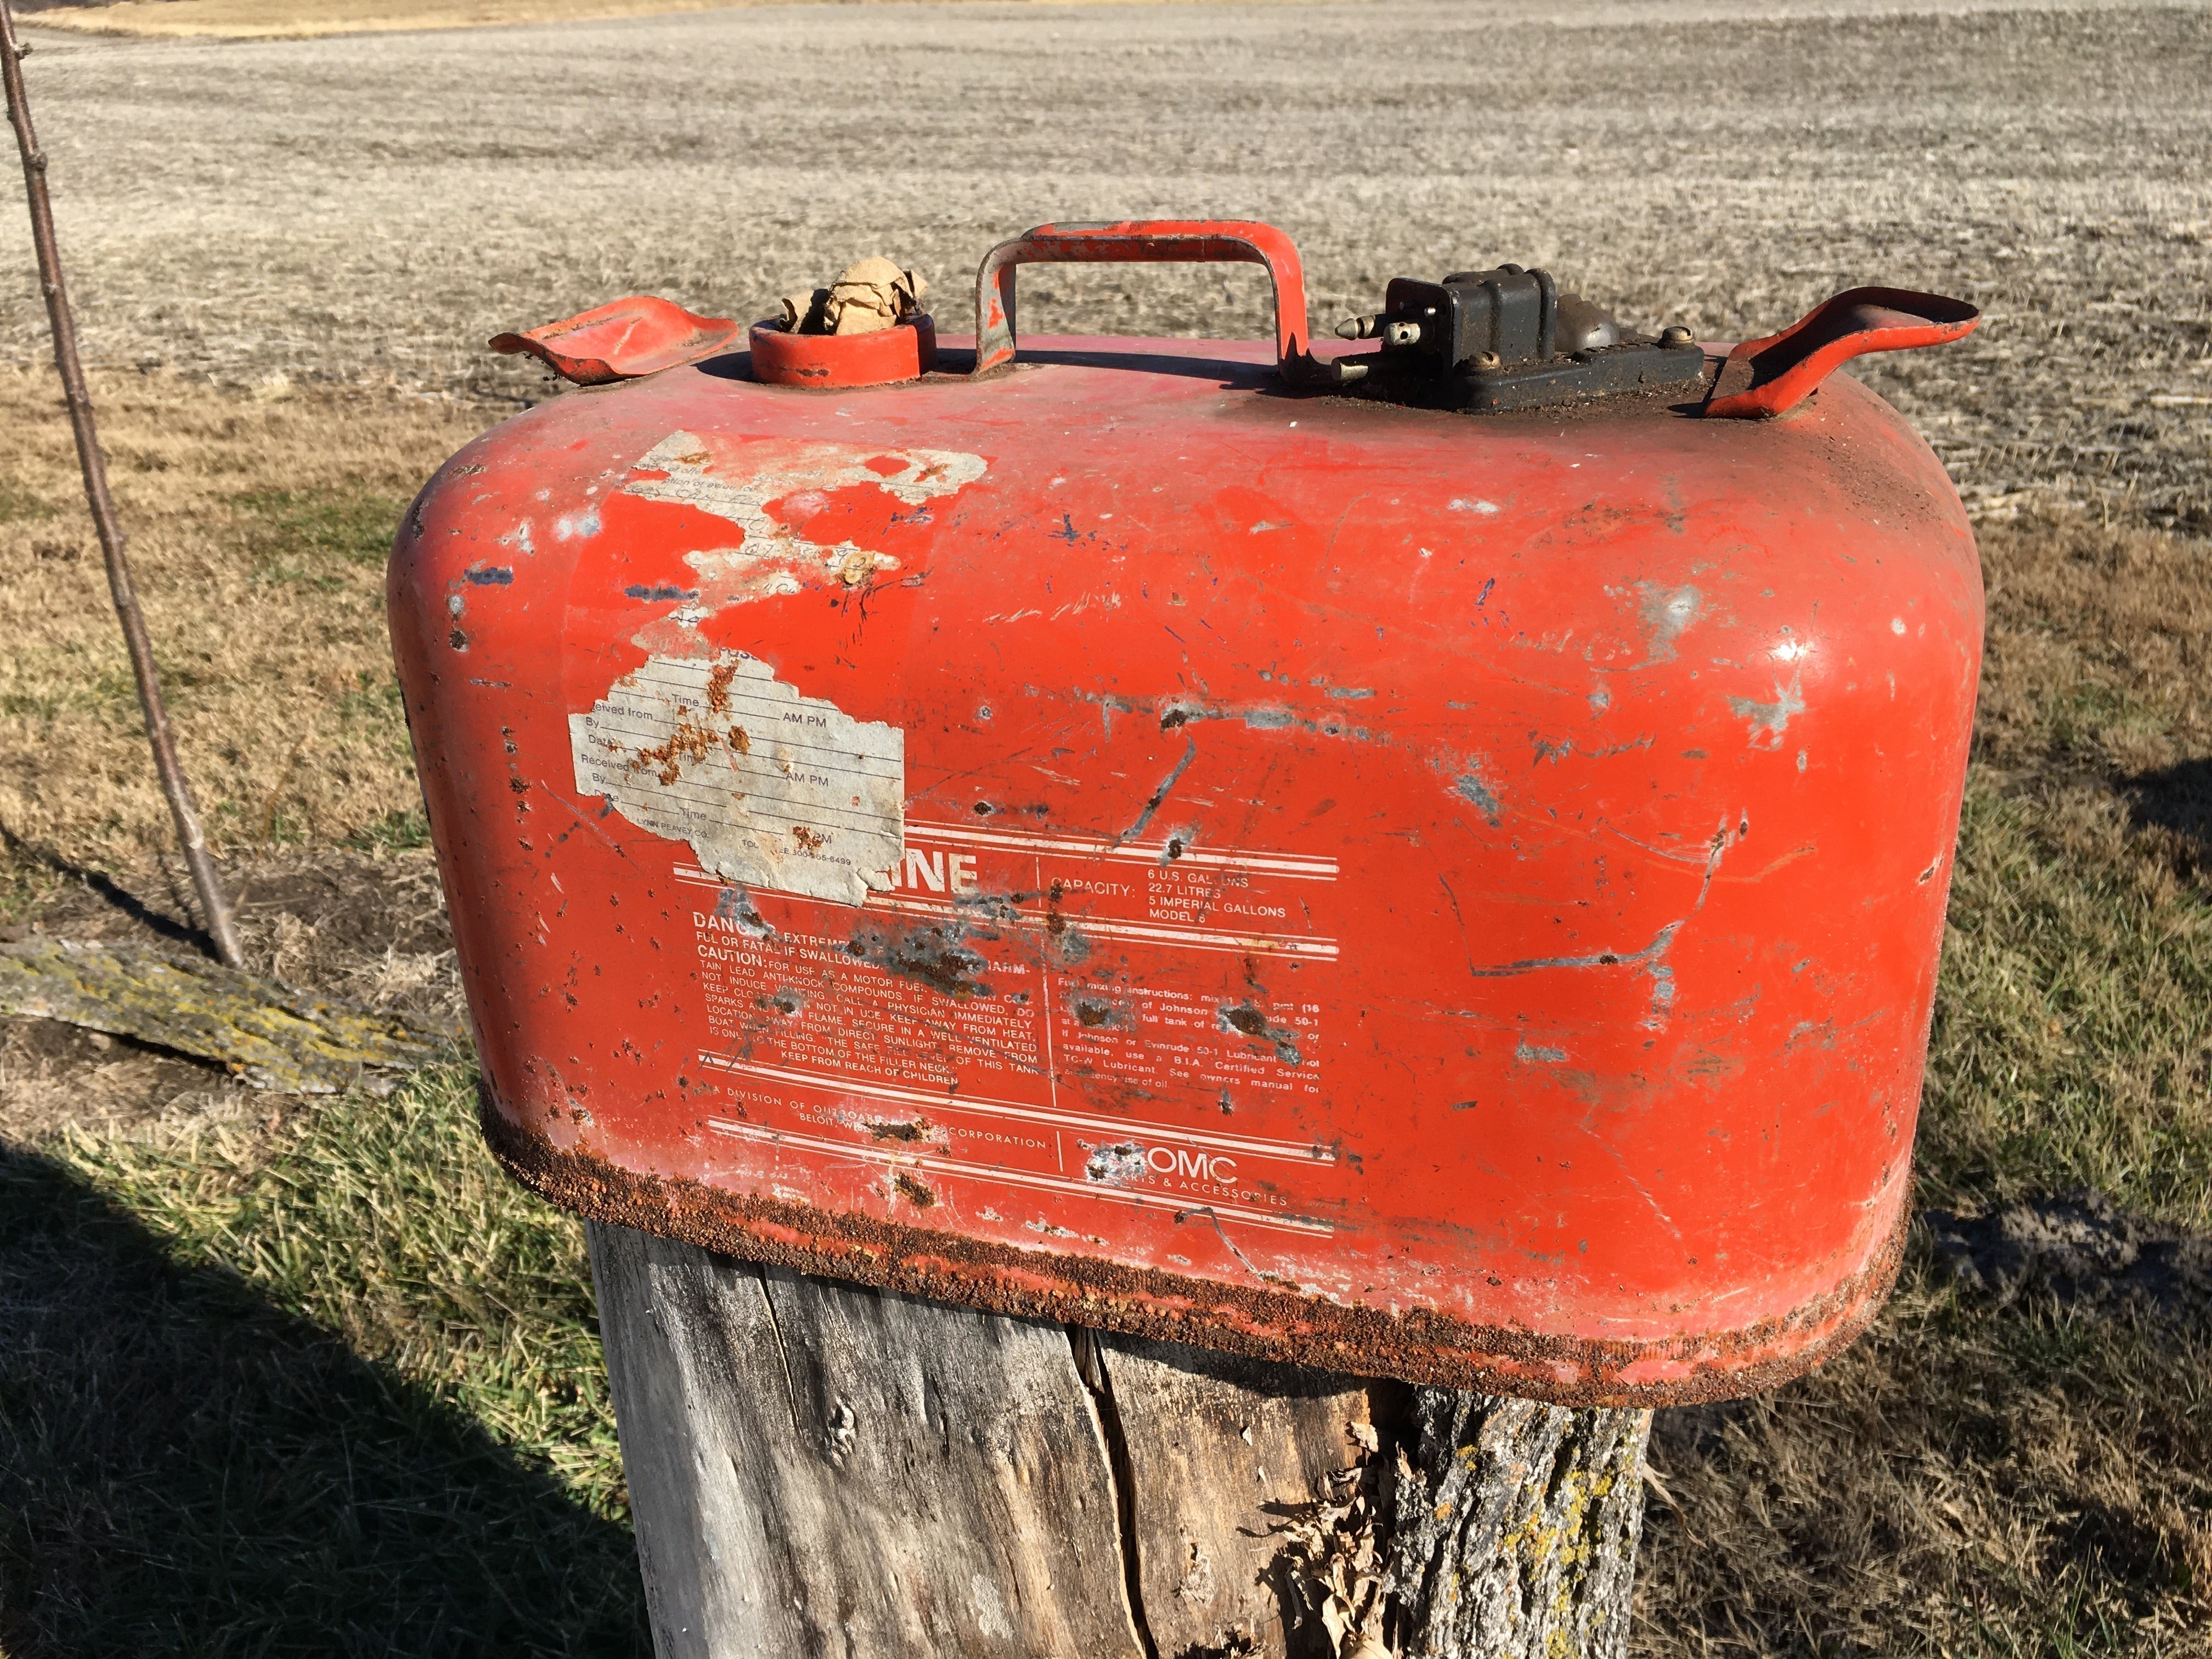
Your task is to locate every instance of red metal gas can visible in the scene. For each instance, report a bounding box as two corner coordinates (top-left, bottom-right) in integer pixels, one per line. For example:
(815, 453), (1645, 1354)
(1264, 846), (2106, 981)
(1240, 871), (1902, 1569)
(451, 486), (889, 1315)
(391, 222), (1982, 1403)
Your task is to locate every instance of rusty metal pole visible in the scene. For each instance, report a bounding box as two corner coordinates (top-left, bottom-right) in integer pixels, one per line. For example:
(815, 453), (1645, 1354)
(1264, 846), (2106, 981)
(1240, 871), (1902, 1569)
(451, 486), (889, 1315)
(0, 0), (243, 968)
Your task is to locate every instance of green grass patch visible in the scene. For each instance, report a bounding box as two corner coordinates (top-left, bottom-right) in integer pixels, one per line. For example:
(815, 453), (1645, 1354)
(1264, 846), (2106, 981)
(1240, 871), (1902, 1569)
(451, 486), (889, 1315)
(333, 669), (420, 769)
(0, 837), (63, 924)
(0, 1067), (647, 1657)
(1921, 773), (2212, 1229)
(88, 654), (225, 720)
(335, 669), (407, 731)
(232, 488), (407, 589)
(343, 804), (434, 853)
(0, 475), (56, 524)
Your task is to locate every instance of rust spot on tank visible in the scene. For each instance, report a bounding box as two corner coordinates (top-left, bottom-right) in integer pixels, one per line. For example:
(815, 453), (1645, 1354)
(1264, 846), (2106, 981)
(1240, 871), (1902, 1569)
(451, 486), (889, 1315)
(845, 918), (992, 998)
(709, 884), (774, 939)
(1034, 883), (1092, 967)
(705, 660), (738, 713)
(791, 825), (827, 852)
(628, 712), (717, 786)
(1219, 1002), (1302, 1066)
(893, 1171), (938, 1208)
(729, 725), (751, 754)
(867, 1119), (930, 1143)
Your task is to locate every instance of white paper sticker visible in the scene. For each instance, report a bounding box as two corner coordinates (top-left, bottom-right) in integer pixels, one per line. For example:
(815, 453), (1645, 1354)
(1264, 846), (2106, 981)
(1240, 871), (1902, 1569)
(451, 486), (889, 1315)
(572, 652), (902, 906)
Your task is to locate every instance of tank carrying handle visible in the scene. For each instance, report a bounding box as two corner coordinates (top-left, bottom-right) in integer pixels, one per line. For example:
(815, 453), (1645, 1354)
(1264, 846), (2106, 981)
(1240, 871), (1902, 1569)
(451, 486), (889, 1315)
(973, 220), (1357, 387)
(1705, 286), (1979, 419)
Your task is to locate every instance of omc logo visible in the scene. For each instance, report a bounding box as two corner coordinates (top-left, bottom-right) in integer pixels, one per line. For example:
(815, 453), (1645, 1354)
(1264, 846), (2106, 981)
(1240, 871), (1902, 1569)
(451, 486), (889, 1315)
(1085, 1140), (1241, 1188)
(1148, 1146), (1238, 1183)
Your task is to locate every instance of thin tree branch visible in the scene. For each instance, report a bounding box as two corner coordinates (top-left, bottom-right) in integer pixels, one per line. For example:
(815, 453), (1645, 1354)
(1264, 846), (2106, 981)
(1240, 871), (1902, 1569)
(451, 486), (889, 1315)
(0, 0), (243, 967)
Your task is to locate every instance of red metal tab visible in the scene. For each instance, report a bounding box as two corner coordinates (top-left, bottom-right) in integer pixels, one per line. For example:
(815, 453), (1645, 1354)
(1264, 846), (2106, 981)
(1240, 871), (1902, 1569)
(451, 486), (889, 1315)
(1705, 287), (1980, 419)
(491, 296), (740, 386)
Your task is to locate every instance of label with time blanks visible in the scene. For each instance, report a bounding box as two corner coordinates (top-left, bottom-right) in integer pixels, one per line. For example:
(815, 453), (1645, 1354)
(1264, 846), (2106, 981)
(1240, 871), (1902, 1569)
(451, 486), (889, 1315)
(681, 817), (1347, 1235)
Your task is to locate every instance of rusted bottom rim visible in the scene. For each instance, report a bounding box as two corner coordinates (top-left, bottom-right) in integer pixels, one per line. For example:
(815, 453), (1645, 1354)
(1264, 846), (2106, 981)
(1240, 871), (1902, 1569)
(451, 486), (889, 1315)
(749, 315), (937, 388)
(479, 1089), (1908, 1407)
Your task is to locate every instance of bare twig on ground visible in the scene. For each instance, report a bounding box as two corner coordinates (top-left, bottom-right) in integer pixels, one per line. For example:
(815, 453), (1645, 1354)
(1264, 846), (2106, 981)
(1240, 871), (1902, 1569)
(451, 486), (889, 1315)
(0, 0), (244, 966)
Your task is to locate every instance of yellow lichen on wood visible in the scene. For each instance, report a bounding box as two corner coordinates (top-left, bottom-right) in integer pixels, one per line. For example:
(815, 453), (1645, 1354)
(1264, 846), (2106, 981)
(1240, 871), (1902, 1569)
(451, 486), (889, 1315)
(0, 938), (460, 1092)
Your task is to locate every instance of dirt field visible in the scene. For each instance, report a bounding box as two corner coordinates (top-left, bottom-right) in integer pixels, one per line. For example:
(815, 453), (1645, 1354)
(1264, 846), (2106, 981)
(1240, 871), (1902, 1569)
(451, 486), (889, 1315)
(12, 0), (1338, 29)
(19, 0), (744, 39)
(7, 0), (2211, 529)
(3, 2), (2211, 1654)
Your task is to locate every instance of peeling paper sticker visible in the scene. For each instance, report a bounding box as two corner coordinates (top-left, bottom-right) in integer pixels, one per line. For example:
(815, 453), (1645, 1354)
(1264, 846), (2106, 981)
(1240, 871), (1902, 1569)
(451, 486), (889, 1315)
(572, 652), (901, 906)
(620, 431), (986, 648)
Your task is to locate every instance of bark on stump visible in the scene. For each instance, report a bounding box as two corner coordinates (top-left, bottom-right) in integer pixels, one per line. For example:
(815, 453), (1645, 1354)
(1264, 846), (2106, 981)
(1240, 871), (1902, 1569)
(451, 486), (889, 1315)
(589, 1221), (1651, 1659)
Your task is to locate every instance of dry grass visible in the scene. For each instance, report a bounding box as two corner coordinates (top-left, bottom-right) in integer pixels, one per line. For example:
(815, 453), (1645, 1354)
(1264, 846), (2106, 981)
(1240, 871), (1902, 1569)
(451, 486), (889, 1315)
(0, 369), (492, 870)
(1640, 1273), (2212, 1652)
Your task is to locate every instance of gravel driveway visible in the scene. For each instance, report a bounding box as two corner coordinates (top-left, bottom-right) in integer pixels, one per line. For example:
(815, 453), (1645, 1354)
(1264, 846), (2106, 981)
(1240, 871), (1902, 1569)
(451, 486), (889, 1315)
(5, 0), (2210, 527)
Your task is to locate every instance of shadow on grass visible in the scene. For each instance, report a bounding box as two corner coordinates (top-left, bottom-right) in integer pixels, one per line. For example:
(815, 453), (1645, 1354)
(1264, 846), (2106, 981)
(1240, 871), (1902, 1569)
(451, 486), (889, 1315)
(1639, 1235), (2212, 1652)
(2124, 755), (2212, 873)
(0, 820), (207, 951)
(0, 1142), (649, 1659)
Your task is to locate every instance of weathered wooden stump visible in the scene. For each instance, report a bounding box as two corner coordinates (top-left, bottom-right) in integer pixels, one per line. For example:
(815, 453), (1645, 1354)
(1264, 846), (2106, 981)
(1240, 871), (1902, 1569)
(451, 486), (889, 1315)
(589, 1221), (1652, 1659)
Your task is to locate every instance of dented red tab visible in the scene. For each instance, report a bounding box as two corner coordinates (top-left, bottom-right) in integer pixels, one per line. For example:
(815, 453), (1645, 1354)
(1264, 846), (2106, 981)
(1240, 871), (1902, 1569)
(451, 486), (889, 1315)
(1705, 286), (1981, 419)
(491, 295), (740, 385)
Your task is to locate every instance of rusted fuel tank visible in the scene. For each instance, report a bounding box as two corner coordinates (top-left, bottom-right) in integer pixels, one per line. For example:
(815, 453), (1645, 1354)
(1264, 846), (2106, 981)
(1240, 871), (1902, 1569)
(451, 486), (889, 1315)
(391, 222), (1982, 1404)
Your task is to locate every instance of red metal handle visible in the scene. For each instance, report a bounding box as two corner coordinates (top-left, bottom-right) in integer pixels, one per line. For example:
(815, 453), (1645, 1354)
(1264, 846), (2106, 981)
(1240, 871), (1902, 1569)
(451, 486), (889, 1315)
(972, 219), (1339, 385)
(1705, 286), (1979, 419)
